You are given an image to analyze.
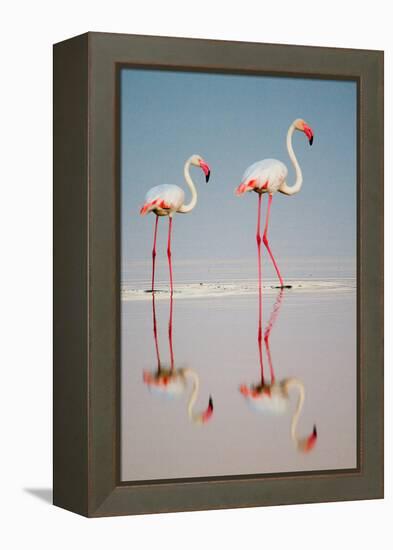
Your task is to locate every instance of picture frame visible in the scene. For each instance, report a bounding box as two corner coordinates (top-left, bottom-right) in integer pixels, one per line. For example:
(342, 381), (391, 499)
(53, 31), (383, 517)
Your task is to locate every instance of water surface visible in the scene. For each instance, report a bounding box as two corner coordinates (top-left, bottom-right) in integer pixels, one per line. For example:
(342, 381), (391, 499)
(121, 278), (356, 481)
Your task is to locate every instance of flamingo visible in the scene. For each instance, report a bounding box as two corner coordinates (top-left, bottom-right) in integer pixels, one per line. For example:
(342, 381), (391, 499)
(240, 377), (317, 453)
(140, 154), (211, 294)
(235, 118), (314, 290)
(143, 367), (214, 425)
(142, 292), (213, 425)
(239, 289), (317, 453)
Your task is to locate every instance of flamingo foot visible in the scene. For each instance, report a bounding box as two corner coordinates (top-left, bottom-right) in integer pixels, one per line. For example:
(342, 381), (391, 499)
(144, 289), (167, 294)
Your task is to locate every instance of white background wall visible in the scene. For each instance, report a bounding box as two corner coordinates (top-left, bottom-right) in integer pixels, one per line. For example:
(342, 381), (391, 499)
(0, 1), (390, 548)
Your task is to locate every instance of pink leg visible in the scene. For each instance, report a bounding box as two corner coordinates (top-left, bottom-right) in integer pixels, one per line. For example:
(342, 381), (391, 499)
(256, 194), (265, 385)
(167, 217), (174, 294)
(263, 288), (284, 384)
(258, 327), (265, 386)
(168, 290), (174, 370)
(151, 215), (159, 292)
(263, 194), (284, 288)
(152, 293), (161, 371)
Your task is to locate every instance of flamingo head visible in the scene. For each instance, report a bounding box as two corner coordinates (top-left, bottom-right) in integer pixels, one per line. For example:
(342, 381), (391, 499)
(294, 118), (314, 146)
(202, 396), (214, 423)
(193, 395), (214, 425)
(297, 425), (318, 453)
(190, 154), (211, 182)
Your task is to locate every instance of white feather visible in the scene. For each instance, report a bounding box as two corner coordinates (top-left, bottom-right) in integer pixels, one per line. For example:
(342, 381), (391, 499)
(149, 377), (187, 398)
(246, 391), (289, 415)
(144, 184), (185, 211)
(241, 158), (288, 194)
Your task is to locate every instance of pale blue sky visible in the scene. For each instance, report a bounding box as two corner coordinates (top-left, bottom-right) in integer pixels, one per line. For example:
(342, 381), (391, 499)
(120, 68), (356, 277)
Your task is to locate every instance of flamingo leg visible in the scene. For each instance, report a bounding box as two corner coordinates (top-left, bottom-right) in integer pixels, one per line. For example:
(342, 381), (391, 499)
(167, 217), (174, 294)
(263, 288), (284, 384)
(168, 290), (175, 370)
(151, 215), (159, 292)
(256, 194), (265, 385)
(152, 293), (161, 371)
(263, 194), (285, 288)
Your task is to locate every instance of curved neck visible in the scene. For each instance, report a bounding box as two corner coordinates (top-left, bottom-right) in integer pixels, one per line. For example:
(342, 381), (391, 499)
(283, 378), (305, 442)
(178, 158), (198, 213)
(184, 368), (199, 421)
(280, 123), (303, 196)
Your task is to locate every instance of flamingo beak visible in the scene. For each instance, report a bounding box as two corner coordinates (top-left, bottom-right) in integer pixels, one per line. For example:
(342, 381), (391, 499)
(300, 425), (318, 453)
(201, 396), (214, 423)
(199, 160), (211, 182)
(303, 123), (314, 146)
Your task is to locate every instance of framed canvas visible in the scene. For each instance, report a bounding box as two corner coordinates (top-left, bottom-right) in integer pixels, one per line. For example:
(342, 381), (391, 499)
(53, 32), (383, 517)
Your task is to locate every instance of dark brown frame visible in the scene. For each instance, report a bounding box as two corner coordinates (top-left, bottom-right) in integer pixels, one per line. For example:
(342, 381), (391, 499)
(53, 32), (383, 517)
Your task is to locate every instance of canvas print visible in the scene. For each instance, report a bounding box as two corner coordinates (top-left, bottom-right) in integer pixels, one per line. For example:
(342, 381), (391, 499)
(120, 69), (357, 482)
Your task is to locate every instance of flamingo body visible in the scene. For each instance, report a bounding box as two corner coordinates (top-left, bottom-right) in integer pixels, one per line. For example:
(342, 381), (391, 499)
(143, 370), (187, 397)
(242, 384), (289, 414)
(141, 184), (185, 216)
(236, 159), (288, 196)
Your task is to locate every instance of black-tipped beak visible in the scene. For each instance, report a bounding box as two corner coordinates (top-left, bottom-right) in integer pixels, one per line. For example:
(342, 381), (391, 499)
(313, 425), (317, 436)
(303, 123), (313, 146)
(208, 396), (213, 410)
(200, 160), (211, 183)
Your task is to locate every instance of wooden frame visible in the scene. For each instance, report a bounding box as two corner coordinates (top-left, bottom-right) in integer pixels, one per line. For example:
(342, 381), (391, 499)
(53, 32), (383, 517)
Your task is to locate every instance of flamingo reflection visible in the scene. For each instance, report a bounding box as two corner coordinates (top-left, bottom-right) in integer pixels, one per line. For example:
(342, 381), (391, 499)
(143, 293), (214, 425)
(239, 289), (317, 453)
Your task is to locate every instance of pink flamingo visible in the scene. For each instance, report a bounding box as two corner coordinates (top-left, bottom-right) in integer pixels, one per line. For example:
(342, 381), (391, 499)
(235, 118), (314, 290)
(239, 289), (317, 453)
(143, 293), (213, 425)
(140, 154), (211, 294)
(143, 366), (214, 425)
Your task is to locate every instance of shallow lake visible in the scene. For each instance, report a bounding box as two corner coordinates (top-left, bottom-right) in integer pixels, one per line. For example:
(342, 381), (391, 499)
(121, 279), (357, 481)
